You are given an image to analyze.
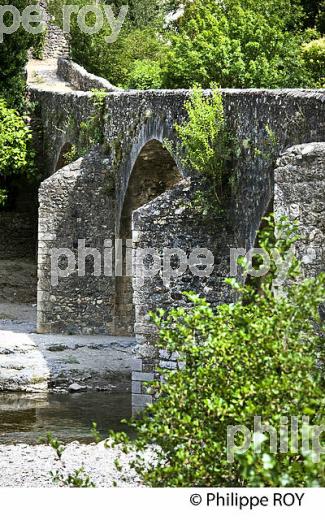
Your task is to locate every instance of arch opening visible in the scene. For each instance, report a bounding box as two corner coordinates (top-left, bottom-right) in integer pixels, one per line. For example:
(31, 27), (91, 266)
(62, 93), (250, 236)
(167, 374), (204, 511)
(115, 139), (182, 336)
(0, 176), (38, 316)
(56, 143), (74, 171)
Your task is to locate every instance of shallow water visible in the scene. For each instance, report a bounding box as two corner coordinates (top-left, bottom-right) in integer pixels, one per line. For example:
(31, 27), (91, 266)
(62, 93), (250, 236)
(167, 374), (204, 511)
(0, 392), (133, 444)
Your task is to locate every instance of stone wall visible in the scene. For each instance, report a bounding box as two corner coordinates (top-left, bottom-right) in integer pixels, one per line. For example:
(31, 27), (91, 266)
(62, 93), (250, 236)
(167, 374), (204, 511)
(39, 2), (69, 59)
(0, 207), (37, 304)
(0, 213), (37, 260)
(57, 58), (120, 93)
(0, 181), (38, 304)
(28, 88), (96, 177)
(130, 180), (237, 411)
(37, 153), (116, 334)
(274, 142), (325, 278)
(43, 23), (69, 59)
(33, 87), (325, 411)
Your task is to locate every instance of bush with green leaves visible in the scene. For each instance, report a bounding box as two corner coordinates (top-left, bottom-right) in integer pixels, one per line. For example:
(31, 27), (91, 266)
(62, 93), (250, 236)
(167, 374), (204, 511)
(162, 0), (319, 88)
(126, 59), (163, 90)
(48, 0), (324, 89)
(165, 85), (233, 216)
(0, 97), (33, 206)
(99, 27), (164, 88)
(0, 0), (37, 108)
(48, 0), (167, 88)
(301, 37), (325, 87)
(111, 216), (325, 487)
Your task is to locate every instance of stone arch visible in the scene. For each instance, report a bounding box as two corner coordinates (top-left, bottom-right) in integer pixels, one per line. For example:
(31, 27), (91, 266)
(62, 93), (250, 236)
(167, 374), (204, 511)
(115, 139), (182, 336)
(56, 142), (74, 172)
(114, 117), (186, 236)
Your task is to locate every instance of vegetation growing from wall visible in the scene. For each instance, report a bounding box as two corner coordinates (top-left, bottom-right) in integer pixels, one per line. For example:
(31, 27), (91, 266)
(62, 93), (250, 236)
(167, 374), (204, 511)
(166, 85), (234, 218)
(110, 217), (325, 487)
(62, 89), (107, 165)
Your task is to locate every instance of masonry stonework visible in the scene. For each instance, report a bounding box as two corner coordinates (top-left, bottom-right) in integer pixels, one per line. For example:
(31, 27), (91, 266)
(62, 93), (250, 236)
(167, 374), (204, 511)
(39, 2), (70, 59)
(57, 58), (119, 93)
(274, 142), (325, 278)
(29, 83), (325, 412)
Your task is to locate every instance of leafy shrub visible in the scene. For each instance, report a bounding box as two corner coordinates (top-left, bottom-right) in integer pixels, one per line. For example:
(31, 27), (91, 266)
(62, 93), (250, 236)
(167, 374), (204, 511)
(104, 28), (165, 88)
(48, 0), (323, 89)
(0, 98), (32, 172)
(0, 97), (33, 205)
(0, 0), (36, 108)
(72, 24), (164, 88)
(301, 38), (325, 87)
(48, 0), (167, 88)
(126, 60), (163, 90)
(162, 0), (314, 88)
(111, 217), (325, 487)
(165, 85), (233, 216)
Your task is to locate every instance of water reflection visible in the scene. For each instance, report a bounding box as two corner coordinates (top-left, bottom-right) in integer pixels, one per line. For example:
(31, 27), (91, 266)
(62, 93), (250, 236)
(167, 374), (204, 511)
(0, 392), (132, 444)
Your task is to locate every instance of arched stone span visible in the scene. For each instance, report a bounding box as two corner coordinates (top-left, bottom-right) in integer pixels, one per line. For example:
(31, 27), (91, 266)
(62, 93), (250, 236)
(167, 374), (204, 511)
(115, 139), (182, 336)
(30, 88), (325, 249)
(34, 88), (325, 339)
(114, 119), (186, 236)
(32, 83), (325, 413)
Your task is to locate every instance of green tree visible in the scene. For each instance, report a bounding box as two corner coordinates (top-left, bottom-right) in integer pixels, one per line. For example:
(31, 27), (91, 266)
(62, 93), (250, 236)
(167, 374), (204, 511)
(110, 217), (325, 487)
(48, 0), (167, 87)
(162, 0), (317, 88)
(0, 98), (33, 206)
(302, 37), (325, 87)
(0, 0), (37, 108)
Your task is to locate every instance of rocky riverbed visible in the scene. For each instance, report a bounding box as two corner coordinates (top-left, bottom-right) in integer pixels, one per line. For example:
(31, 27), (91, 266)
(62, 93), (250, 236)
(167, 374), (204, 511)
(0, 306), (146, 487)
(0, 441), (144, 487)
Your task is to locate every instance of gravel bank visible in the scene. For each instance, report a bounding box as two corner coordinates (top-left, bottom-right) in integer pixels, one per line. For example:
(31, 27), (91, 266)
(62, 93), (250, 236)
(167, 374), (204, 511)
(0, 442), (144, 487)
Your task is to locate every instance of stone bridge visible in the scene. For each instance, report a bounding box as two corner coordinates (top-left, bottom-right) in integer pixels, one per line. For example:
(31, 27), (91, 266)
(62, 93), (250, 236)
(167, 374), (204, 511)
(25, 60), (325, 410)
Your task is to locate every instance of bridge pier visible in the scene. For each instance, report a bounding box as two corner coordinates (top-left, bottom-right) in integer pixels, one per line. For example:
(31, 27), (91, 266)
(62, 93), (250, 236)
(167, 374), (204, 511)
(28, 82), (325, 413)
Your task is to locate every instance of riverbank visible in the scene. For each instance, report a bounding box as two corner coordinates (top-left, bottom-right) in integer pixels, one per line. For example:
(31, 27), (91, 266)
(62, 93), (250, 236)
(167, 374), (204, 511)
(0, 441), (143, 487)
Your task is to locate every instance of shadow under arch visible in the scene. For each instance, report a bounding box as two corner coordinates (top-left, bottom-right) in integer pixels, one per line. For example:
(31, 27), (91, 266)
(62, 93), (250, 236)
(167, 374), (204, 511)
(244, 196), (274, 290)
(56, 142), (74, 172)
(115, 139), (182, 336)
